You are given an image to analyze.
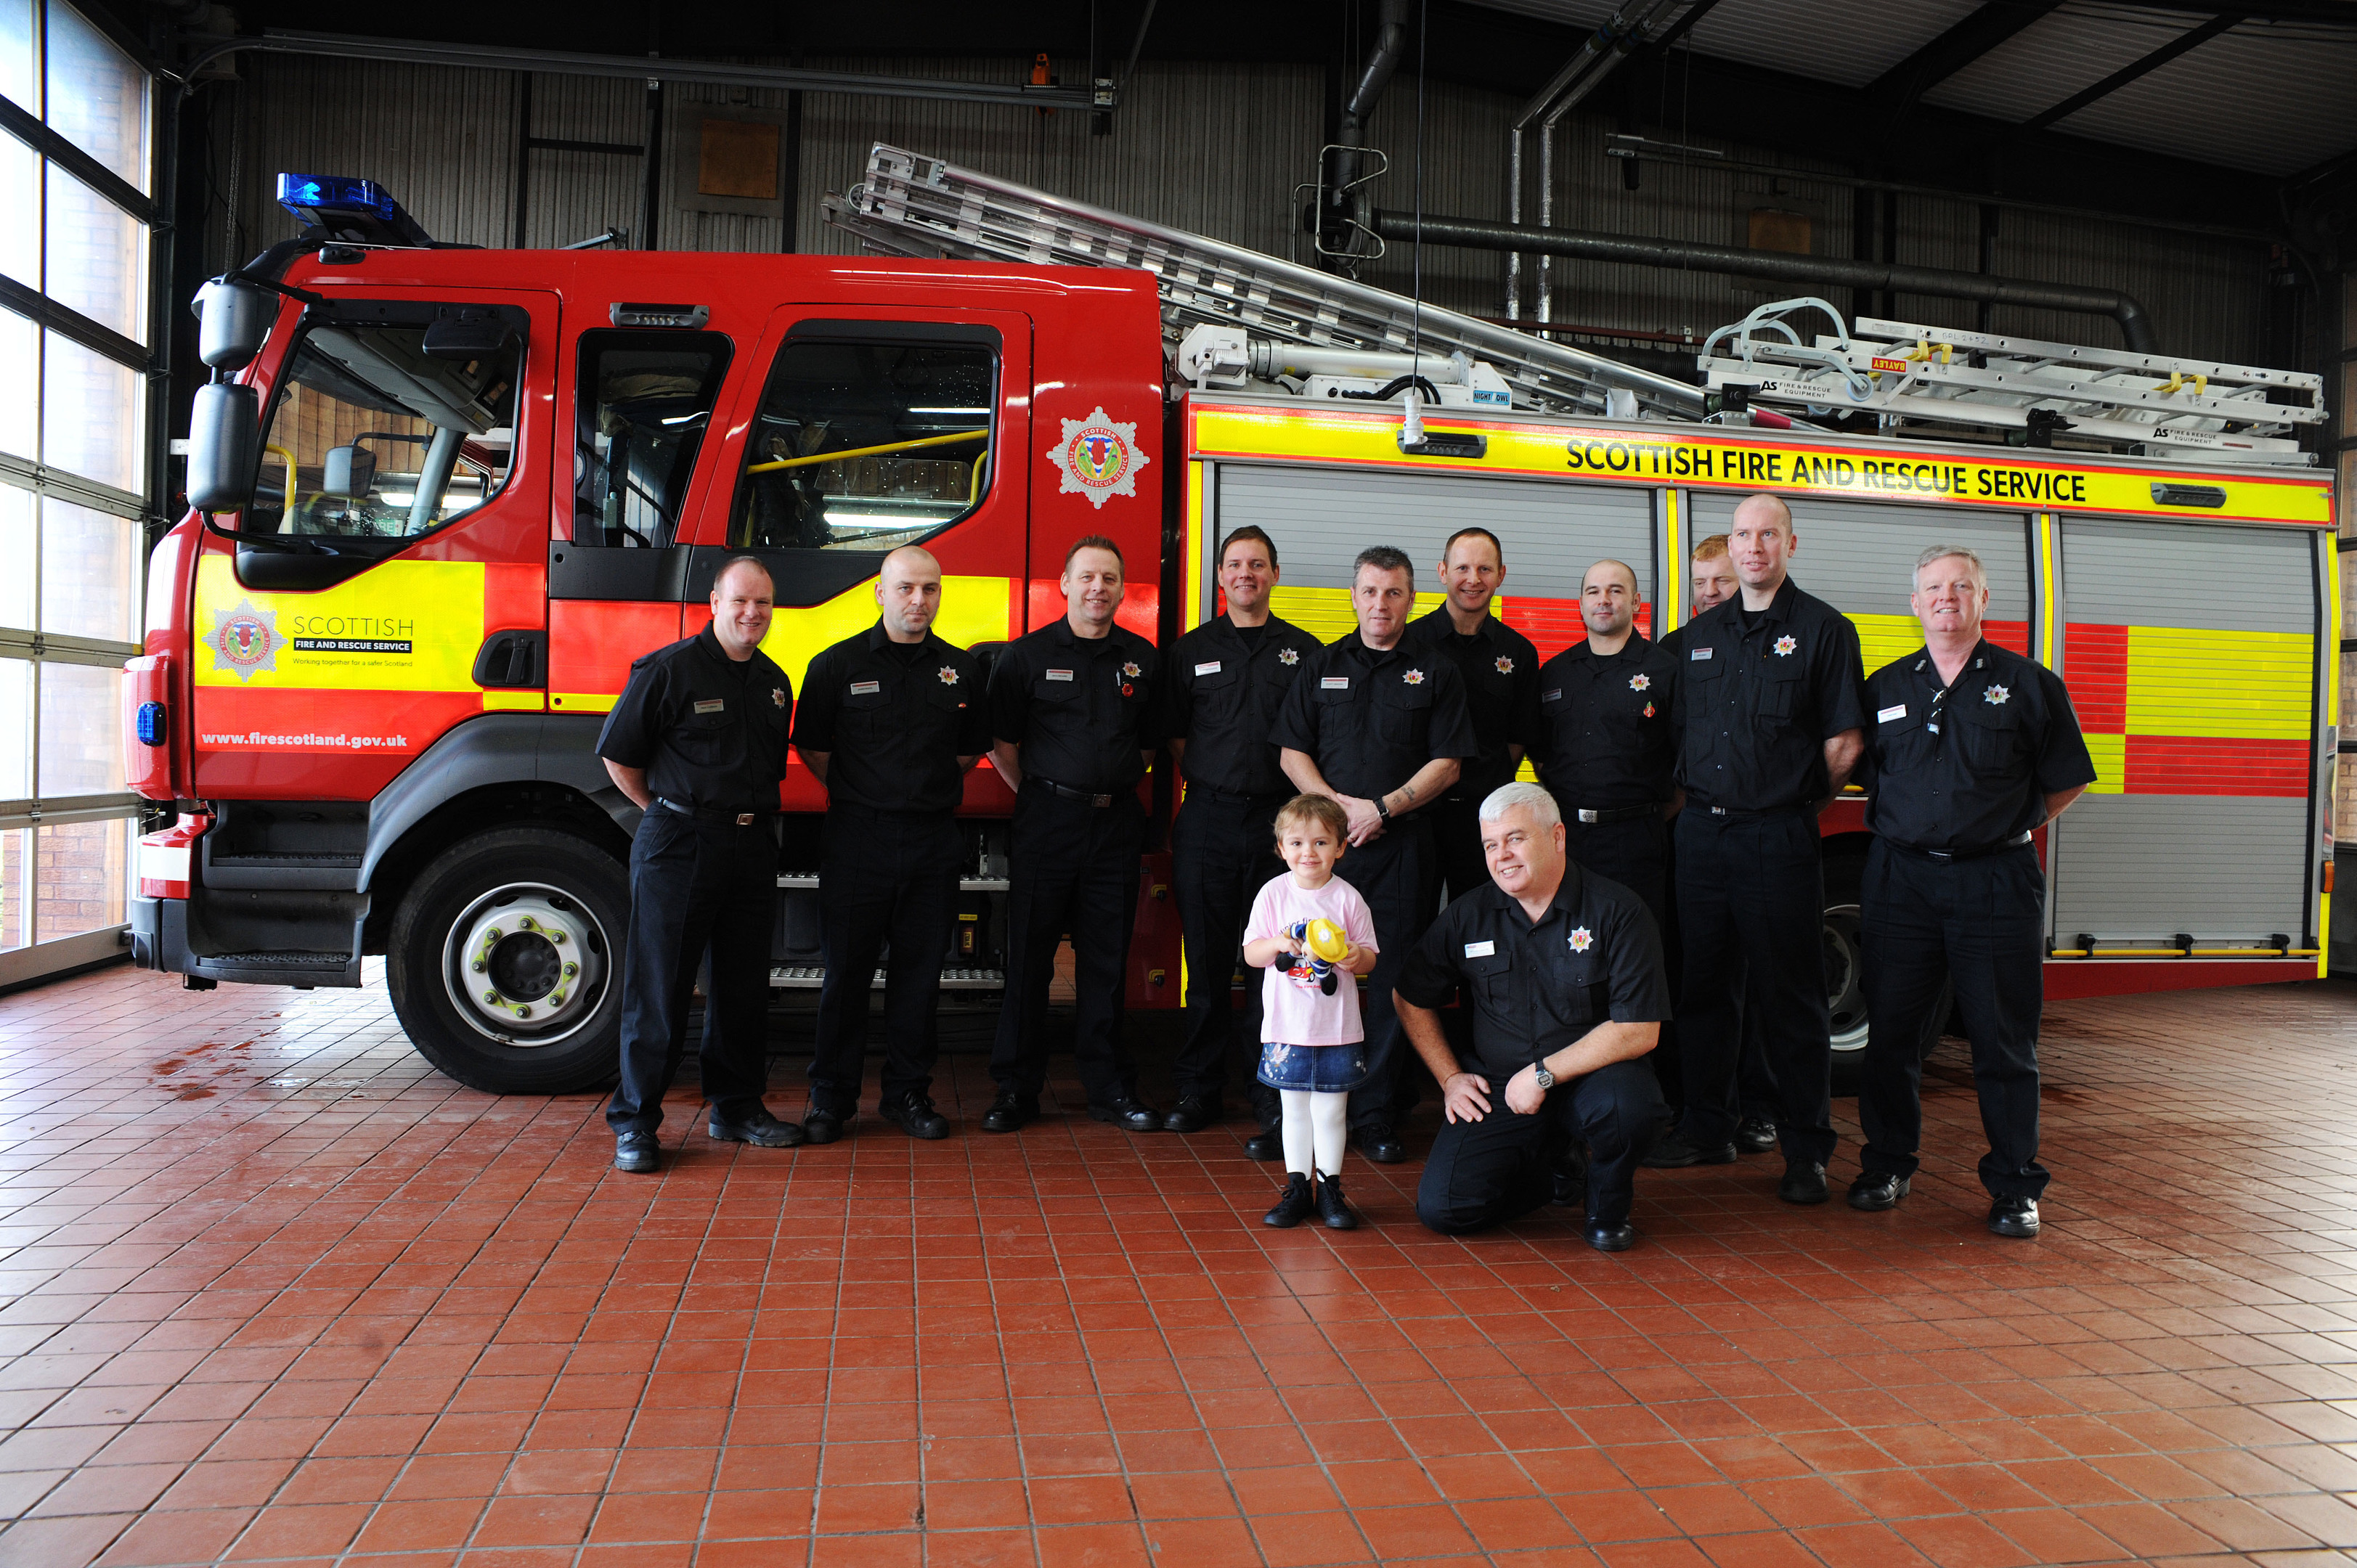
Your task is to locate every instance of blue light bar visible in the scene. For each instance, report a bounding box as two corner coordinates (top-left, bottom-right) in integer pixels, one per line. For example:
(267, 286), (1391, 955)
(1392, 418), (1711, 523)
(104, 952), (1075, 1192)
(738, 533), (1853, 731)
(274, 172), (435, 248)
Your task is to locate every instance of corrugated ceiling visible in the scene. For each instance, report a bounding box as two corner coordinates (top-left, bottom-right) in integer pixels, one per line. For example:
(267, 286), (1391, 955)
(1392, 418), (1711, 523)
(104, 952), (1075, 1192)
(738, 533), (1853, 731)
(1470, 0), (2357, 176)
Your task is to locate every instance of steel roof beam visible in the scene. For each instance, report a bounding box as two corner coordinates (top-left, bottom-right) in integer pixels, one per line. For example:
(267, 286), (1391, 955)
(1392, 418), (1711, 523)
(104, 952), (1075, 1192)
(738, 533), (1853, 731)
(1865, 0), (2065, 109)
(2021, 11), (2243, 132)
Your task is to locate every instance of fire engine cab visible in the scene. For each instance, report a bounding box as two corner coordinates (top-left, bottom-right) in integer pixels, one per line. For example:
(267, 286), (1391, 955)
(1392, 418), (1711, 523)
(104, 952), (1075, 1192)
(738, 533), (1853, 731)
(125, 152), (2338, 1097)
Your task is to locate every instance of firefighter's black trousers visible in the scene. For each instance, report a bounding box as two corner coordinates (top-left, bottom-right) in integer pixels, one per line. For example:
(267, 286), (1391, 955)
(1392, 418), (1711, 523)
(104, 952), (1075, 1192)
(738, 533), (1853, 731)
(607, 807), (777, 1136)
(1858, 838), (2050, 1201)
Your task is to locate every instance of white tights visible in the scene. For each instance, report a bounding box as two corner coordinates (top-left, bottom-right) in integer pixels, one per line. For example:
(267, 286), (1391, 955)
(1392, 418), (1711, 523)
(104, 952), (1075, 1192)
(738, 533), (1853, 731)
(1279, 1088), (1348, 1179)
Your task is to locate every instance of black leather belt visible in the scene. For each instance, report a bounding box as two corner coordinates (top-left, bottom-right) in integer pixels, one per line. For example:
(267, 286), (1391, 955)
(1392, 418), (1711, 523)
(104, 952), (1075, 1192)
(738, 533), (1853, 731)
(1031, 777), (1116, 807)
(655, 796), (771, 826)
(1897, 832), (2034, 863)
(1568, 804), (1657, 825)
(1187, 784), (1287, 807)
(1702, 801), (1812, 819)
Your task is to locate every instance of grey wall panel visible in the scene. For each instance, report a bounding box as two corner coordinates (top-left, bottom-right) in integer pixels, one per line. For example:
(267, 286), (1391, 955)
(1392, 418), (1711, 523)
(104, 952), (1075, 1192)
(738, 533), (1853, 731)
(2061, 518), (2315, 633)
(2051, 793), (2309, 941)
(1688, 493), (2032, 624)
(1211, 463), (1652, 605)
(522, 73), (643, 252)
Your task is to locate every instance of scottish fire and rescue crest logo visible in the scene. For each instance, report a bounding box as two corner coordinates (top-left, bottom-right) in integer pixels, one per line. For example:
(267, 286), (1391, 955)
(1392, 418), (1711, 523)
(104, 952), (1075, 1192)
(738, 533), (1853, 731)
(1774, 635), (1798, 657)
(1984, 685), (2011, 705)
(1570, 927), (1593, 952)
(1047, 406), (1149, 509)
(1403, 669), (1426, 685)
(939, 666), (960, 685)
(1494, 656), (1515, 675)
(1278, 648), (1299, 666)
(1629, 672), (1651, 692)
(208, 599), (282, 681)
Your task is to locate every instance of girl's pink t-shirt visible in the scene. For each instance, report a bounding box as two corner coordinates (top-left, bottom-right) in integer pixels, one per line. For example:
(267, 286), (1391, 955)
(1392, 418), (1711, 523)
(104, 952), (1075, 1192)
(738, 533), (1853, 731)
(1243, 872), (1380, 1046)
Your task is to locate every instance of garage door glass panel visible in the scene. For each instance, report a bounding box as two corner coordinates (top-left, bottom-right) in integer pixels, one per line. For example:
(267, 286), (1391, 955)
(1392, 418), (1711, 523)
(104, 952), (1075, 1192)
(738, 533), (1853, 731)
(253, 317), (522, 540)
(0, 486), (30, 632)
(42, 1), (144, 191)
(32, 818), (125, 942)
(44, 163), (144, 343)
(0, 1), (30, 113)
(40, 499), (134, 643)
(0, 829), (25, 950)
(0, 311), (31, 463)
(0, 137), (33, 290)
(36, 659), (117, 797)
(41, 331), (139, 493)
(0, 657), (28, 799)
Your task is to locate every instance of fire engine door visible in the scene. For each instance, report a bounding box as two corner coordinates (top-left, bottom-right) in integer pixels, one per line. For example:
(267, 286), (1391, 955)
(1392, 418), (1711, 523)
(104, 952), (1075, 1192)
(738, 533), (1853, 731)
(190, 290), (557, 801)
(688, 306), (1033, 724)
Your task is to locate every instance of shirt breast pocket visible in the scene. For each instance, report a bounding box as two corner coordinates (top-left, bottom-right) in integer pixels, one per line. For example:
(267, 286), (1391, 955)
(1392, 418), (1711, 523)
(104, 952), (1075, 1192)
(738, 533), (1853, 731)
(1876, 709), (1934, 772)
(1759, 662), (1806, 724)
(1033, 677), (1080, 706)
(675, 712), (736, 766)
(1958, 698), (2022, 769)
(1462, 947), (1513, 1007)
(1377, 681), (1433, 747)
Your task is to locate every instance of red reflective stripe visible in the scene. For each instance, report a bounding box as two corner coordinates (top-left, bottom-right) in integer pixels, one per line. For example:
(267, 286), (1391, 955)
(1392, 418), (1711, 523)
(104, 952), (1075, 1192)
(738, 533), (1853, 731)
(2125, 735), (2309, 797)
(2063, 623), (2128, 733)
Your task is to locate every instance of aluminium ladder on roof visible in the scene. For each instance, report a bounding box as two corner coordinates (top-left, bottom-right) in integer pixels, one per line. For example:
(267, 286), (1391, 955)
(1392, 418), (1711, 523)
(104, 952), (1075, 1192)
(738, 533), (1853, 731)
(821, 142), (1708, 422)
(1698, 301), (2324, 467)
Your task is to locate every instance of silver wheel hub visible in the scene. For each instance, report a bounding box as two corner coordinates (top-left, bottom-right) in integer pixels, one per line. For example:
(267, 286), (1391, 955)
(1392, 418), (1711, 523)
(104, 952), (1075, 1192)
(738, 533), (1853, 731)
(443, 884), (608, 1045)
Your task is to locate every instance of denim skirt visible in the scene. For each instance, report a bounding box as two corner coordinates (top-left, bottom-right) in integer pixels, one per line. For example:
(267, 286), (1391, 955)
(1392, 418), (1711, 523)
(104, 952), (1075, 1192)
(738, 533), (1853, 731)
(1256, 1040), (1369, 1093)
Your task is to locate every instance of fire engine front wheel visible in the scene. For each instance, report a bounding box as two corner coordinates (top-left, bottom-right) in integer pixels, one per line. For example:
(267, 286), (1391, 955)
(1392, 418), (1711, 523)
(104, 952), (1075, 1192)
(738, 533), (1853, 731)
(388, 828), (630, 1095)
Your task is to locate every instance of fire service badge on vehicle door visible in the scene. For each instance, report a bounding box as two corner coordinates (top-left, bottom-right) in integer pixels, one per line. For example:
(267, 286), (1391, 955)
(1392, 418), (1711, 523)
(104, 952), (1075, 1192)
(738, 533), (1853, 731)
(1048, 406), (1149, 509)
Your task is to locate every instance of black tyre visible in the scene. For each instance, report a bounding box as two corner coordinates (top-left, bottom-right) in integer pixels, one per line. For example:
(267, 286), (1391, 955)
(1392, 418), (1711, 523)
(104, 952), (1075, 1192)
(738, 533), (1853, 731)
(1823, 846), (1950, 1096)
(387, 827), (629, 1094)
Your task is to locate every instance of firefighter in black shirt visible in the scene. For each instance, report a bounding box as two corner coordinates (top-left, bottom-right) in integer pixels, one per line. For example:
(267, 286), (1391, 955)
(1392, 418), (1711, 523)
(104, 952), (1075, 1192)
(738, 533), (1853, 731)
(1275, 545), (1480, 1164)
(791, 547), (993, 1144)
(1396, 783), (1670, 1251)
(983, 536), (1167, 1134)
(597, 555), (803, 1172)
(1164, 526), (1322, 1148)
(1647, 494), (1867, 1206)
(1531, 558), (1680, 926)
(1404, 527), (1541, 907)
(1852, 545), (2094, 1238)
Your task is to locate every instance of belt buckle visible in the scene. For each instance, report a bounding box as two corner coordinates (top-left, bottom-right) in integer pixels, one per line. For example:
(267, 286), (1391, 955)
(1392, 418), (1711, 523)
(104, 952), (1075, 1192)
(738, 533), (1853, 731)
(1578, 808), (1600, 823)
(1926, 847), (1955, 863)
(736, 813), (756, 827)
(1091, 793), (1112, 808)
(1709, 806), (1728, 817)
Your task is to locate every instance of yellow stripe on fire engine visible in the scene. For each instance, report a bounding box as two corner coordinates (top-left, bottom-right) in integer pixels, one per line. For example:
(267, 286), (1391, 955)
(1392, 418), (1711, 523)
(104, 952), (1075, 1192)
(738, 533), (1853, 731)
(2085, 732), (2127, 794)
(1269, 587), (1461, 645)
(1189, 404), (2333, 526)
(2125, 627), (2312, 740)
(757, 574), (1013, 693)
(192, 555), (484, 693)
(1847, 613), (1924, 677)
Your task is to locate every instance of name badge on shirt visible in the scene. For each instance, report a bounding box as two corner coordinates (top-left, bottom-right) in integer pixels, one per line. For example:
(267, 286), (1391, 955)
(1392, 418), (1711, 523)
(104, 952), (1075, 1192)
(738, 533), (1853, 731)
(850, 680), (882, 696)
(1878, 703), (1907, 723)
(1463, 940), (1496, 958)
(693, 698), (725, 714)
(1320, 677), (1351, 690)
(1046, 669), (1074, 682)
(1689, 646), (1713, 661)
(1194, 661), (1221, 676)
(1542, 688), (1562, 703)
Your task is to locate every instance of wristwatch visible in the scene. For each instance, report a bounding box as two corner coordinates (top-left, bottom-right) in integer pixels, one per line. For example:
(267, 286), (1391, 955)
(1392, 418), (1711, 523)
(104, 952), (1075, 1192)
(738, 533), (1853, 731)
(1531, 1063), (1555, 1091)
(1374, 793), (1392, 820)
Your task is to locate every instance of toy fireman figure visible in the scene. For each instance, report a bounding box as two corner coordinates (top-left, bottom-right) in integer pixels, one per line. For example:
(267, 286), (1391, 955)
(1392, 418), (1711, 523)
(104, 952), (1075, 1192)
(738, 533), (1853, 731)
(1646, 494), (1866, 1206)
(1850, 545), (2093, 1238)
(791, 546), (992, 1143)
(1275, 545), (1479, 1164)
(982, 536), (1167, 1134)
(1403, 527), (1541, 910)
(1163, 526), (1323, 1152)
(598, 555), (802, 1172)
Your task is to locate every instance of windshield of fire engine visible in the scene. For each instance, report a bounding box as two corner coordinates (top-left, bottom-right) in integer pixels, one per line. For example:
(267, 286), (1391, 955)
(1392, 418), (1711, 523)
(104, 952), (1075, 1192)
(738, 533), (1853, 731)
(731, 335), (996, 552)
(247, 317), (521, 542)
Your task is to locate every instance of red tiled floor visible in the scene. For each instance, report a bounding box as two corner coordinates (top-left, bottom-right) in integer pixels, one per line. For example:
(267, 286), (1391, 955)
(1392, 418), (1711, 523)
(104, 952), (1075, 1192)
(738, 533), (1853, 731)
(9, 971), (2357, 1563)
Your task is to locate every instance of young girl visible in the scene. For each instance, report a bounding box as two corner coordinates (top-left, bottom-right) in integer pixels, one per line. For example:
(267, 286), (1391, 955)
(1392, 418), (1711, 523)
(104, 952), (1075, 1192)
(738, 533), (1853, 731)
(1241, 794), (1380, 1230)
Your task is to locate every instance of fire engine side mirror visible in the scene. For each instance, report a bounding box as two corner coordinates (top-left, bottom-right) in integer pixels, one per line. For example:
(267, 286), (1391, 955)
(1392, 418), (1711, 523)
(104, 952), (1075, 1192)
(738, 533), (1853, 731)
(186, 383), (264, 513)
(321, 444), (375, 499)
(193, 278), (274, 372)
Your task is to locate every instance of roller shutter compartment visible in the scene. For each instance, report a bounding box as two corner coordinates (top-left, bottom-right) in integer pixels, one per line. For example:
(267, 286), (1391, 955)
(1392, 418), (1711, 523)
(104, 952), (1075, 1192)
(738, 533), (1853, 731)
(2052, 518), (2317, 947)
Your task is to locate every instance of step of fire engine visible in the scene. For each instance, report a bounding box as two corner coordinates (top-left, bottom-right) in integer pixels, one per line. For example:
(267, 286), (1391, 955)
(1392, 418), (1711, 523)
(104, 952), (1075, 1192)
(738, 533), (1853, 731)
(770, 965), (1006, 991)
(1698, 299), (2323, 466)
(776, 874), (1009, 892)
(823, 143), (1706, 422)
(187, 950), (362, 988)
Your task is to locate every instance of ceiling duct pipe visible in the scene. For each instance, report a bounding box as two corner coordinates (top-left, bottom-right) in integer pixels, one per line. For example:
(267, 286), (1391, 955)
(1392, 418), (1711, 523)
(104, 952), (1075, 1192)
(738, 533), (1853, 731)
(1508, 0), (1690, 323)
(1330, 0), (1412, 201)
(1380, 210), (2159, 354)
